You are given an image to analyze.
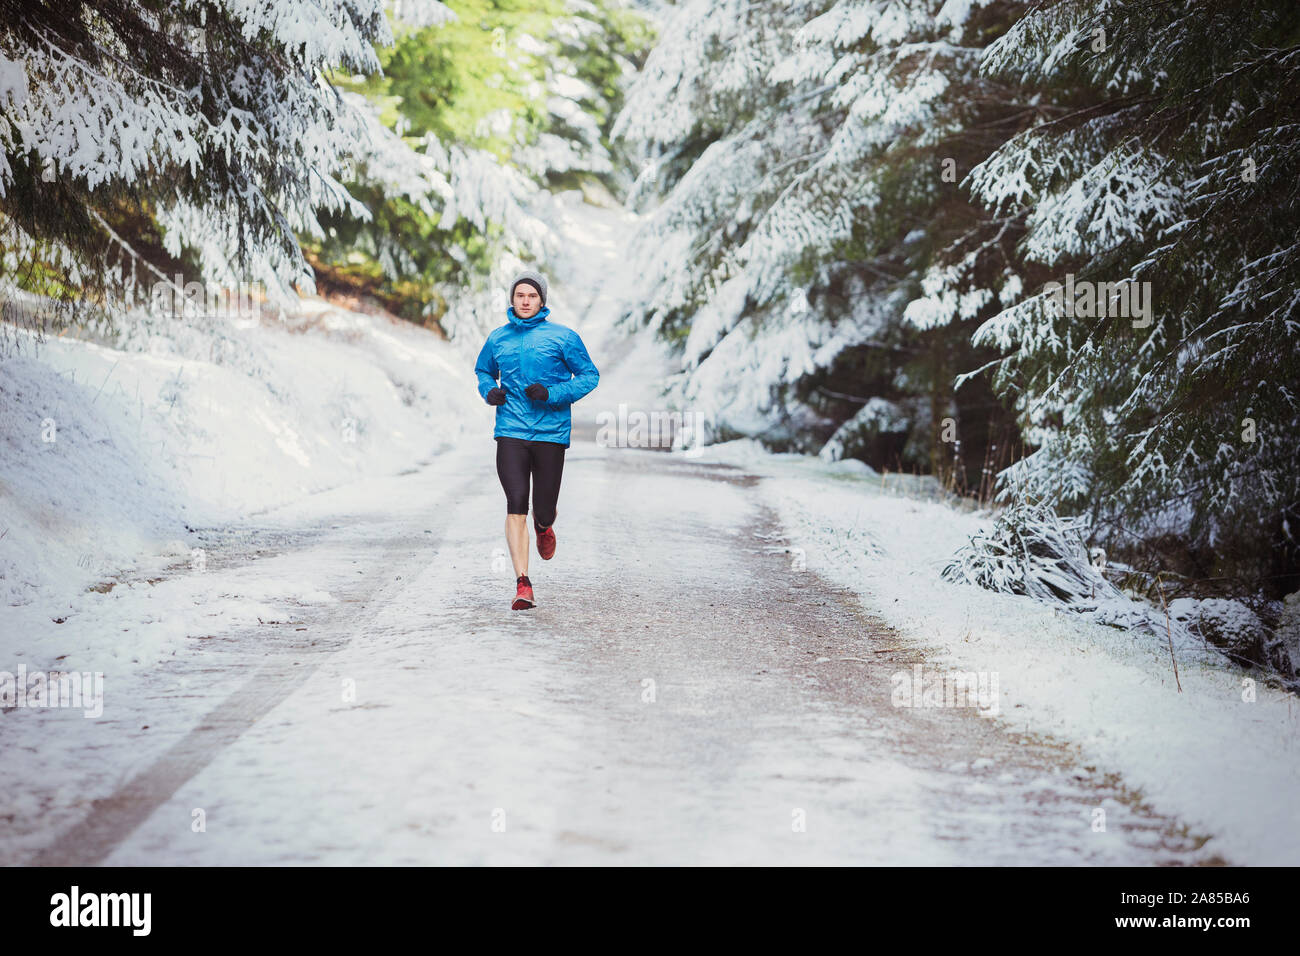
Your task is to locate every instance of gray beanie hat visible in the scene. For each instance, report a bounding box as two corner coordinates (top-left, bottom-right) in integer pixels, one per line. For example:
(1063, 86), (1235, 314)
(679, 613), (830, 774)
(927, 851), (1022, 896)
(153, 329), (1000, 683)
(510, 270), (547, 307)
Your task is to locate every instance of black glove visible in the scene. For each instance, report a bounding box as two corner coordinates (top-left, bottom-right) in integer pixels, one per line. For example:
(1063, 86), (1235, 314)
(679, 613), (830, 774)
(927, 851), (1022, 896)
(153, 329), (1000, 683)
(485, 387), (506, 406)
(524, 383), (549, 402)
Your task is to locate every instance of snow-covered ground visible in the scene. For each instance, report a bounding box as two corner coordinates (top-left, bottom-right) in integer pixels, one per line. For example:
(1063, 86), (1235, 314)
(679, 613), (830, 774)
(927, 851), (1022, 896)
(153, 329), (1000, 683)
(1, 297), (490, 612)
(2, 188), (1295, 866)
(686, 439), (1300, 865)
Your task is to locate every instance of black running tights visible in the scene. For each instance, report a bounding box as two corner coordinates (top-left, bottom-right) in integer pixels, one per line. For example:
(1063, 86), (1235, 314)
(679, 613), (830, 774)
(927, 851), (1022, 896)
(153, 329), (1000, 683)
(495, 436), (565, 531)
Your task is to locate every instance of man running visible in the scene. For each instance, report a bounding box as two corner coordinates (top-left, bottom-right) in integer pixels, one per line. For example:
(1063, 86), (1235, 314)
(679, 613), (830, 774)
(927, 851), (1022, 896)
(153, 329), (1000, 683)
(474, 270), (600, 610)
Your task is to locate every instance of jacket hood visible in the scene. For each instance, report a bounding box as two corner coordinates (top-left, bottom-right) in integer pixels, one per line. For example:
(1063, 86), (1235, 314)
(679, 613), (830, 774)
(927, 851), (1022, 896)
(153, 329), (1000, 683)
(507, 305), (550, 329)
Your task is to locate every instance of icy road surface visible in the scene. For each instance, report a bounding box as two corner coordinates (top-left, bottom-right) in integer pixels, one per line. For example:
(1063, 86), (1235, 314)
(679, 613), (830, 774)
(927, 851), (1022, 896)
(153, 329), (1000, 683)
(10, 435), (1216, 865)
(3, 192), (1225, 866)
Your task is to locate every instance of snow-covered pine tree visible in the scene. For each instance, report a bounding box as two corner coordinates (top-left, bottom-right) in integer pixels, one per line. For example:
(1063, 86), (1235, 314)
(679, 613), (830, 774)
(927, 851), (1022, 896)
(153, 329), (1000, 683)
(612, 0), (837, 449)
(959, 0), (1300, 589)
(612, 0), (1030, 480)
(512, 0), (653, 192)
(304, 84), (561, 326)
(0, 0), (392, 344)
(309, 0), (653, 332)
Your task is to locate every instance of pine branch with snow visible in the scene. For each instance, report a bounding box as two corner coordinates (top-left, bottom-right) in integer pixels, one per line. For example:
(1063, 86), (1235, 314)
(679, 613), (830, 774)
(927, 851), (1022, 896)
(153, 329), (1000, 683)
(0, 0), (394, 331)
(963, 0), (1300, 584)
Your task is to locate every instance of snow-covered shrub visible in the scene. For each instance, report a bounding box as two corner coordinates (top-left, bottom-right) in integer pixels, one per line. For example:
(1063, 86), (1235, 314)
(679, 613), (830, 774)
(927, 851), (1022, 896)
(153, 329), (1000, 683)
(1166, 596), (1300, 681)
(942, 500), (1114, 605)
(1167, 598), (1267, 664)
(818, 397), (912, 463)
(941, 499), (1196, 643)
(1272, 592), (1300, 678)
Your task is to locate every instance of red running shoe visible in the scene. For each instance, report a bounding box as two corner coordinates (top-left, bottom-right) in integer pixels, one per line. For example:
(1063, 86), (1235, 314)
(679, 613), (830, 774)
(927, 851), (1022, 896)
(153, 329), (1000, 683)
(536, 525), (556, 560)
(512, 574), (536, 610)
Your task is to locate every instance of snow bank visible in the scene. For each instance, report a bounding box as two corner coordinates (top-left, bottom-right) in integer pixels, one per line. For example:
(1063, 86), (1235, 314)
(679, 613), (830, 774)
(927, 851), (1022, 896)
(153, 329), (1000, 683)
(0, 299), (490, 609)
(691, 439), (1300, 865)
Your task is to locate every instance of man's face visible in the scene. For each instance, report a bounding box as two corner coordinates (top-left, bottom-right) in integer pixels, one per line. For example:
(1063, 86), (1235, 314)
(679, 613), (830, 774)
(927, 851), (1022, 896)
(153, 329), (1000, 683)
(513, 285), (541, 317)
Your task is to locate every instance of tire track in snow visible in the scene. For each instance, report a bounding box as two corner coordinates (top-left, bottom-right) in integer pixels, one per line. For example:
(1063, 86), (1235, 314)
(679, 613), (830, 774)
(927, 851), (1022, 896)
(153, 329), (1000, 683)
(29, 440), (1218, 864)
(526, 448), (1219, 863)
(30, 471), (484, 866)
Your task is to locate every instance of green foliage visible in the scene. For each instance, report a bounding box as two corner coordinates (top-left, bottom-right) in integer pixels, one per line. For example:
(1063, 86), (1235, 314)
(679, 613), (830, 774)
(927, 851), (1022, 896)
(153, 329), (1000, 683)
(322, 0), (654, 320)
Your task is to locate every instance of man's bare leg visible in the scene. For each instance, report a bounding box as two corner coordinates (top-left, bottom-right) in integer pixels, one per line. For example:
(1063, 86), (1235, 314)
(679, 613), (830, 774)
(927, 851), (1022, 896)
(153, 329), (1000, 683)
(505, 513), (529, 578)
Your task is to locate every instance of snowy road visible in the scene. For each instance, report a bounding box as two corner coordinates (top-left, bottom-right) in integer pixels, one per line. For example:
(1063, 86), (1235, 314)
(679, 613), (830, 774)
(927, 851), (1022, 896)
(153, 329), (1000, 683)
(1, 195), (1228, 866)
(16, 435), (1215, 865)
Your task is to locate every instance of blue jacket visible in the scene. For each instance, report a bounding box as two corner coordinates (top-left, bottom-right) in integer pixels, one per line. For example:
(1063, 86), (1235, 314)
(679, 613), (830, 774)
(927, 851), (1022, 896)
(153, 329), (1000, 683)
(474, 305), (600, 447)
